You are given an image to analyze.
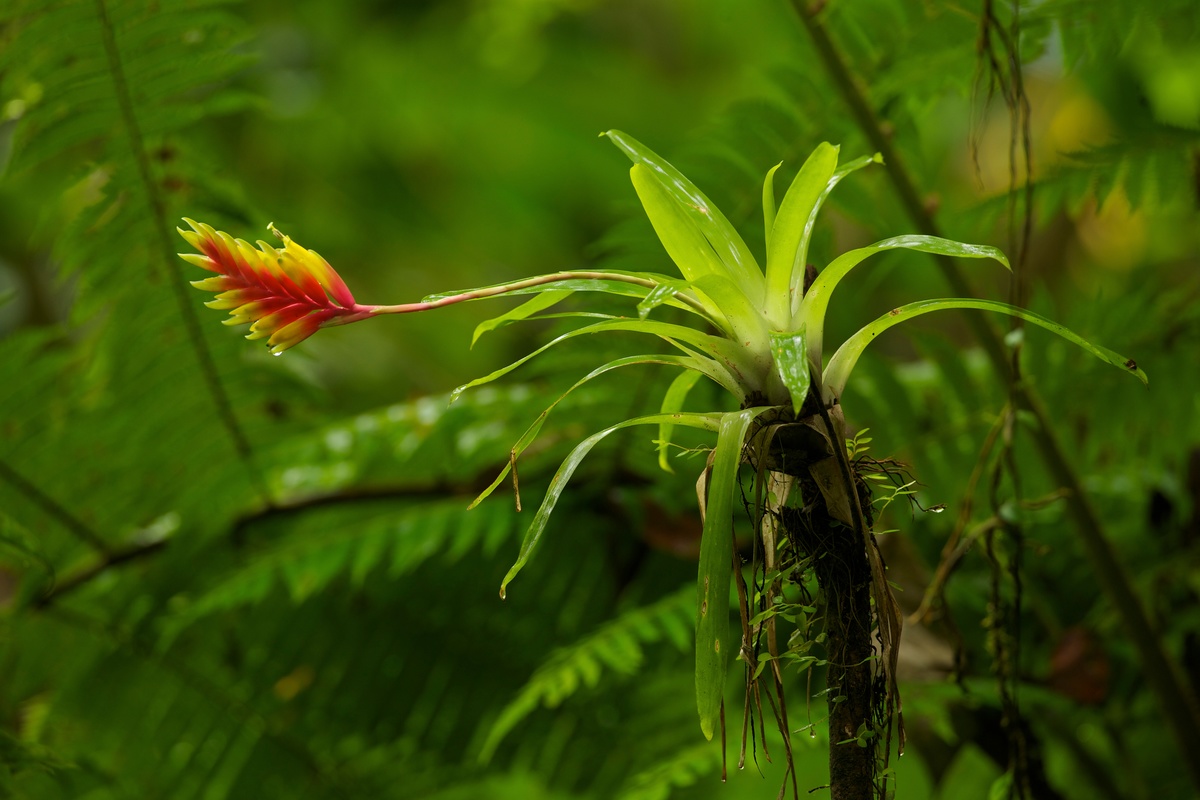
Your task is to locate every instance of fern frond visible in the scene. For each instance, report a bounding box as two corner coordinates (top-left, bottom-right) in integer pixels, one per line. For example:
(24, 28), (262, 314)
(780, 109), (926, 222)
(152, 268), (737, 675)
(0, 0), (272, 561)
(162, 497), (520, 635)
(615, 741), (722, 800)
(479, 585), (693, 763)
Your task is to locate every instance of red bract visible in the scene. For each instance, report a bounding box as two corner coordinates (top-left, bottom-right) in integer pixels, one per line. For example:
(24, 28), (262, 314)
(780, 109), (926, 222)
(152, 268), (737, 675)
(177, 218), (365, 354)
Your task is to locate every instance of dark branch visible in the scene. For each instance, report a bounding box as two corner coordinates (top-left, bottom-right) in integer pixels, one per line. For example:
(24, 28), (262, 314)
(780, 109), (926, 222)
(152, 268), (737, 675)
(0, 459), (110, 554)
(229, 481), (477, 544)
(33, 538), (167, 609)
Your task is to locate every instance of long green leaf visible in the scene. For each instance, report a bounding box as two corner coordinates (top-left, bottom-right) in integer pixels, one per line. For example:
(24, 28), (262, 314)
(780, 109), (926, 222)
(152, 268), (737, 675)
(765, 142), (838, 327)
(423, 269), (710, 320)
(823, 298), (1149, 401)
(657, 370), (703, 472)
(762, 162), (782, 253)
(604, 130), (763, 304)
(786, 152), (882, 318)
(499, 412), (724, 598)
(690, 272), (770, 358)
(695, 407), (768, 739)
(452, 318), (754, 403)
(469, 355), (714, 509)
(498, 278), (653, 298)
(800, 235), (1010, 364)
(629, 164), (726, 289)
(472, 290), (573, 346)
(831, 152), (882, 181)
(770, 328), (811, 416)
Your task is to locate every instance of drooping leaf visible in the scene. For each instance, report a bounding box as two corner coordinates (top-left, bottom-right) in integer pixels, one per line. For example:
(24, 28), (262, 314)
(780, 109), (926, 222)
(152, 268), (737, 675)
(823, 298), (1149, 401)
(469, 354), (714, 509)
(695, 407), (768, 740)
(656, 370), (704, 473)
(472, 290), (574, 346)
(499, 412), (724, 598)
(451, 318), (753, 404)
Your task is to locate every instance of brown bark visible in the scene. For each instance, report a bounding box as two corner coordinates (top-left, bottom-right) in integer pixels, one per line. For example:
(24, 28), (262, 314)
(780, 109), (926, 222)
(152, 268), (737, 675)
(785, 493), (877, 799)
(819, 523), (875, 800)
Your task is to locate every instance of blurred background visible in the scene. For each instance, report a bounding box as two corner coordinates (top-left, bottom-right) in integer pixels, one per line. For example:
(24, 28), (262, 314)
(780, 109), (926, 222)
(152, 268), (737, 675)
(1, 0), (1199, 797)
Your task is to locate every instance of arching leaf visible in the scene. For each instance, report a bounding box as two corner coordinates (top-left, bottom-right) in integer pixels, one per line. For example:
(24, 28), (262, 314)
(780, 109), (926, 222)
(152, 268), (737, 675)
(472, 290), (574, 346)
(656, 370), (704, 473)
(823, 298), (1149, 401)
(469, 354), (721, 509)
(452, 318), (756, 404)
(800, 235), (1011, 364)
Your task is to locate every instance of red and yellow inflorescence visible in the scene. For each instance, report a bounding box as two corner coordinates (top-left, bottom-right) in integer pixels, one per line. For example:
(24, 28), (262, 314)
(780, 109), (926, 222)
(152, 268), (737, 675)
(177, 218), (366, 354)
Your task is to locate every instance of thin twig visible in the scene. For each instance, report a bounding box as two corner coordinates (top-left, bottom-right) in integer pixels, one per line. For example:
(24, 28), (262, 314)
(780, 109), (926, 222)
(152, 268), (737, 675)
(33, 539), (167, 609)
(0, 459), (110, 554)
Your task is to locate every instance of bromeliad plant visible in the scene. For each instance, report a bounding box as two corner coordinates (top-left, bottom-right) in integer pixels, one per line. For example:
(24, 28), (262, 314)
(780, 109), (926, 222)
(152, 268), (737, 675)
(180, 131), (1146, 798)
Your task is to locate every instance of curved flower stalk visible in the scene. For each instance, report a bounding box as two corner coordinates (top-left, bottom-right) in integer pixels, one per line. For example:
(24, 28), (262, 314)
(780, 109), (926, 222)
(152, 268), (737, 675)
(178, 217), (716, 355)
(180, 132), (1148, 756)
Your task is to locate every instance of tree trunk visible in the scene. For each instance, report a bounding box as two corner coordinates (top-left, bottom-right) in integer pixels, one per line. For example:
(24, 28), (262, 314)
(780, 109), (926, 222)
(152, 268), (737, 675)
(759, 405), (883, 799)
(821, 524), (875, 799)
(785, 500), (876, 799)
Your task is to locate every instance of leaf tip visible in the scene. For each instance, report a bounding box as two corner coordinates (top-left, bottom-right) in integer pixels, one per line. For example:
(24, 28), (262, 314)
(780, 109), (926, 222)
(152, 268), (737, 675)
(500, 564), (521, 598)
(1124, 358), (1149, 386)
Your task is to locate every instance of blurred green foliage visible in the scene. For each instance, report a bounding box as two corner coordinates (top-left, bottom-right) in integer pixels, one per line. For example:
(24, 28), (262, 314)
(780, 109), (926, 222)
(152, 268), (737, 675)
(2, 0), (1199, 798)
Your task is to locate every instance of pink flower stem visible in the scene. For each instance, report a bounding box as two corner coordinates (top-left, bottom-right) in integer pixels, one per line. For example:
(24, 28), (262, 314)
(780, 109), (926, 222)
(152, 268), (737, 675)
(323, 271), (710, 326)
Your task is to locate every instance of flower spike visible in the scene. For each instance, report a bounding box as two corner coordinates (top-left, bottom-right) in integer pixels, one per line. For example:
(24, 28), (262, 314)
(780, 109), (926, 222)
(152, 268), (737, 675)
(178, 218), (368, 354)
(180, 217), (714, 355)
